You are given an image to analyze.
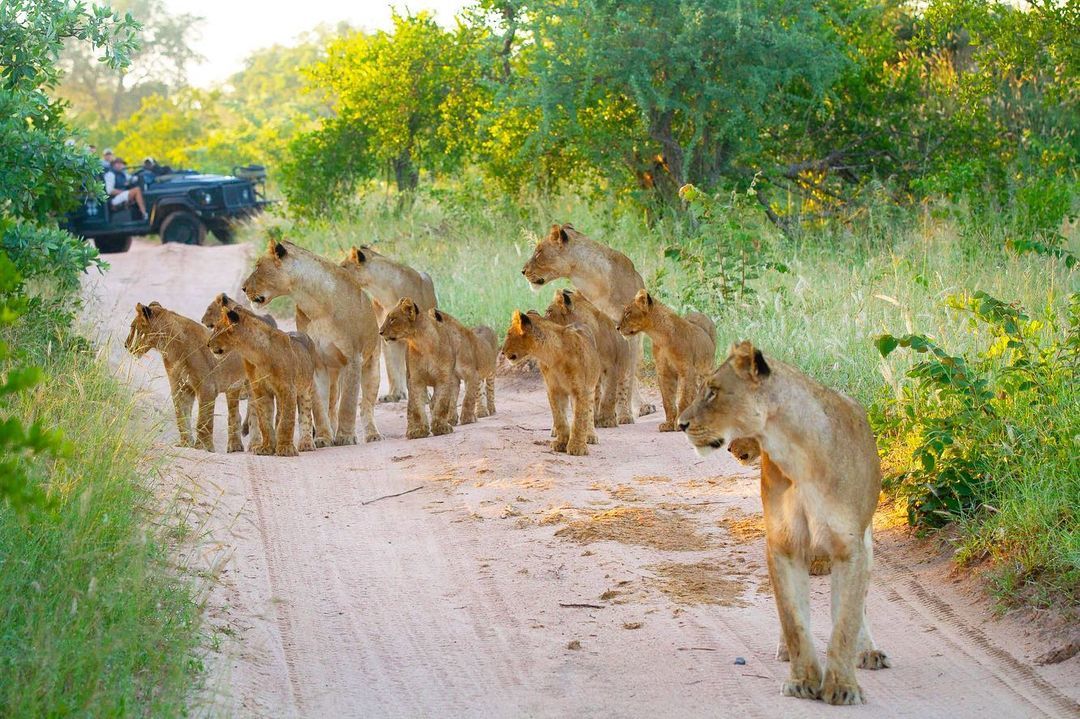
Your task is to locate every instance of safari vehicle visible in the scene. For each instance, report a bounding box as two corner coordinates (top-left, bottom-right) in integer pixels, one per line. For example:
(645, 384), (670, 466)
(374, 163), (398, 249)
(64, 165), (271, 253)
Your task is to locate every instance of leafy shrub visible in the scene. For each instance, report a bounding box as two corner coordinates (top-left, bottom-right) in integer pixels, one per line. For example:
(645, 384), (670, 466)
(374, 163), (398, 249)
(876, 291), (1079, 529)
(663, 179), (786, 318)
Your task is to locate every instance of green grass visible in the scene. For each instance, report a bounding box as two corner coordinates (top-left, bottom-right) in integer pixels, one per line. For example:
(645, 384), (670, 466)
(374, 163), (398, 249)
(0, 316), (202, 717)
(245, 189), (1078, 609)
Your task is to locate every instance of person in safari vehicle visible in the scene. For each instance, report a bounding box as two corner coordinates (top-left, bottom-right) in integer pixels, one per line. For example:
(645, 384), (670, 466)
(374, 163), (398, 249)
(104, 157), (147, 218)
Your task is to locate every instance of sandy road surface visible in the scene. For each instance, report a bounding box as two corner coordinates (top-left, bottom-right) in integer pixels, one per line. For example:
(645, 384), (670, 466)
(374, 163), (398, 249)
(82, 240), (1079, 718)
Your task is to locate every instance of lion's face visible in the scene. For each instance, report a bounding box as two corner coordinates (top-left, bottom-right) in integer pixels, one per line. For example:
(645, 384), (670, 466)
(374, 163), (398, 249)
(679, 342), (771, 457)
(500, 310), (539, 365)
(340, 246), (375, 284)
(728, 437), (761, 466)
(206, 308), (242, 356)
(379, 298), (420, 342)
(617, 290), (654, 336)
(242, 241), (292, 307)
(201, 293), (238, 330)
(521, 224), (572, 290)
(125, 303), (165, 357)
(544, 289), (575, 324)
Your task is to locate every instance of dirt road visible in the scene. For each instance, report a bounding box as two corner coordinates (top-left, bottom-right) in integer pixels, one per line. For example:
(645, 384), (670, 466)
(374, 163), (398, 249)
(82, 240), (1079, 718)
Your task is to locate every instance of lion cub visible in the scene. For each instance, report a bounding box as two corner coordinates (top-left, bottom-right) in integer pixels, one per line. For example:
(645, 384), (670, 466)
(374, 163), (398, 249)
(502, 310), (600, 456)
(678, 342), (888, 705)
(545, 289), (632, 427)
(618, 290), (716, 431)
(207, 307), (325, 456)
(380, 299), (485, 438)
(125, 302), (246, 453)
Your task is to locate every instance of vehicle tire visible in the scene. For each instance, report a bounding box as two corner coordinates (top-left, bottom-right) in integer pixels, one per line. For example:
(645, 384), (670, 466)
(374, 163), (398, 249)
(160, 211), (207, 245)
(93, 235), (133, 253)
(210, 224), (235, 244)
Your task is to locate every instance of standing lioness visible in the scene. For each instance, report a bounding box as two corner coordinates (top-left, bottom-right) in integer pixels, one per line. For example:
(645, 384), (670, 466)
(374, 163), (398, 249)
(521, 223), (654, 417)
(678, 342), (889, 705)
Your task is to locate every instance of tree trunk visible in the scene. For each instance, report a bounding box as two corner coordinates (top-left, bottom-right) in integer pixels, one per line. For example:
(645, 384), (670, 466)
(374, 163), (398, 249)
(393, 149), (419, 193)
(647, 109), (686, 208)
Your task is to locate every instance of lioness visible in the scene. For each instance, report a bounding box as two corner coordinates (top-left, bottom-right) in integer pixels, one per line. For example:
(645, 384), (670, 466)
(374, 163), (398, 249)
(125, 302), (246, 453)
(618, 289), (716, 431)
(545, 288), (632, 427)
(340, 246), (437, 403)
(521, 223), (655, 417)
(242, 239), (382, 444)
(208, 307), (327, 455)
(379, 299), (467, 438)
(501, 310), (600, 456)
(678, 342), (889, 705)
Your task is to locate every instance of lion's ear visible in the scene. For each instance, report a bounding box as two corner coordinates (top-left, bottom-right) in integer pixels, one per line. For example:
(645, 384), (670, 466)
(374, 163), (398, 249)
(645, 292), (654, 306)
(558, 227), (570, 243)
(512, 310), (530, 331)
(730, 341), (770, 382)
(226, 309), (241, 325)
(350, 247), (366, 264)
(216, 292), (228, 305)
(274, 242), (287, 260)
(433, 309), (444, 322)
(401, 298), (418, 319)
(560, 289), (572, 307)
(137, 303), (152, 320)
(634, 288), (650, 306)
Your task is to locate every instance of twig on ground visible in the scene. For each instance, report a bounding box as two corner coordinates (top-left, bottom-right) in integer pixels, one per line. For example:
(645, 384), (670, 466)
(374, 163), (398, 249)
(361, 486), (424, 506)
(559, 602), (606, 609)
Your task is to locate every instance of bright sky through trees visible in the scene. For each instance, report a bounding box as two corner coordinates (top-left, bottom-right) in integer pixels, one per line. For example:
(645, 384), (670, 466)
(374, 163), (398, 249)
(166, 0), (467, 86)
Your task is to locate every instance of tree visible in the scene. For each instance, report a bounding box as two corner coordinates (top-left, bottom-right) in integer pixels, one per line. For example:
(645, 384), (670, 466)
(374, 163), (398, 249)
(488, 0), (845, 208)
(308, 12), (491, 193)
(0, 0), (136, 508)
(56, 0), (202, 143)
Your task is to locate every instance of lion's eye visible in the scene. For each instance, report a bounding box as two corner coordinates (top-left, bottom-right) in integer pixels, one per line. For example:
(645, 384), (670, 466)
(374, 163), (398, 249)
(705, 389), (717, 401)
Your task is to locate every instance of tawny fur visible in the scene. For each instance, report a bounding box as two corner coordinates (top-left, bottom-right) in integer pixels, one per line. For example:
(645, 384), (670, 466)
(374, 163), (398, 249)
(619, 289), (716, 432)
(678, 342), (890, 705)
(340, 246), (437, 403)
(242, 239), (382, 444)
(469, 324), (498, 418)
(521, 223), (655, 417)
(379, 299), (464, 439)
(501, 310), (600, 456)
(125, 302), (245, 453)
(545, 288), (632, 427)
(200, 292), (279, 442)
(207, 307), (326, 456)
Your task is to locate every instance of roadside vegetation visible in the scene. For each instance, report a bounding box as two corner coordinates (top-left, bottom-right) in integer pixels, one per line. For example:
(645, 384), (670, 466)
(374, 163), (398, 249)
(1, 3), (203, 715)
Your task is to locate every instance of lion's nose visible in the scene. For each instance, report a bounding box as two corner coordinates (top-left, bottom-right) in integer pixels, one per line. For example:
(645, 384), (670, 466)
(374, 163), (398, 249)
(241, 285), (247, 293)
(535, 278), (545, 285)
(520, 269), (526, 275)
(677, 420), (689, 432)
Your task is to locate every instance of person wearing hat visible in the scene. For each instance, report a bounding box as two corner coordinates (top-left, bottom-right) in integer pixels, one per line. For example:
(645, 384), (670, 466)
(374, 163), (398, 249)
(104, 157), (147, 217)
(101, 148), (114, 171)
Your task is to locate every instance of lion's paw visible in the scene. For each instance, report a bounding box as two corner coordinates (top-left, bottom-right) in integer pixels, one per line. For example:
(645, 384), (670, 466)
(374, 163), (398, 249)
(638, 402), (656, 417)
(252, 442), (275, 456)
(781, 679), (822, 701)
(858, 649), (891, 670)
(333, 433), (357, 446)
(821, 675), (864, 705)
(275, 443), (299, 457)
(658, 421), (677, 432)
(298, 438), (316, 452)
(406, 426), (431, 440)
(431, 422), (453, 436)
(227, 439), (245, 453)
(595, 414), (617, 429)
(566, 441), (589, 456)
(551, 438), (569, 453)
(617, 414), (635, 425)
(314, 436), (333, 449)
(378, 392), (405, 404)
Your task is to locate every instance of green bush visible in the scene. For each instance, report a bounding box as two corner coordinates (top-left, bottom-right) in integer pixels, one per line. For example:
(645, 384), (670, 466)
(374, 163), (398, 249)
(875, 291), (1079, 601)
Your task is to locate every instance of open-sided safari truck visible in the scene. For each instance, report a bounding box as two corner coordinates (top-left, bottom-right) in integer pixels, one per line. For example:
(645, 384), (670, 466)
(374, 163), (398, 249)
(64, 165), (271, 253)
